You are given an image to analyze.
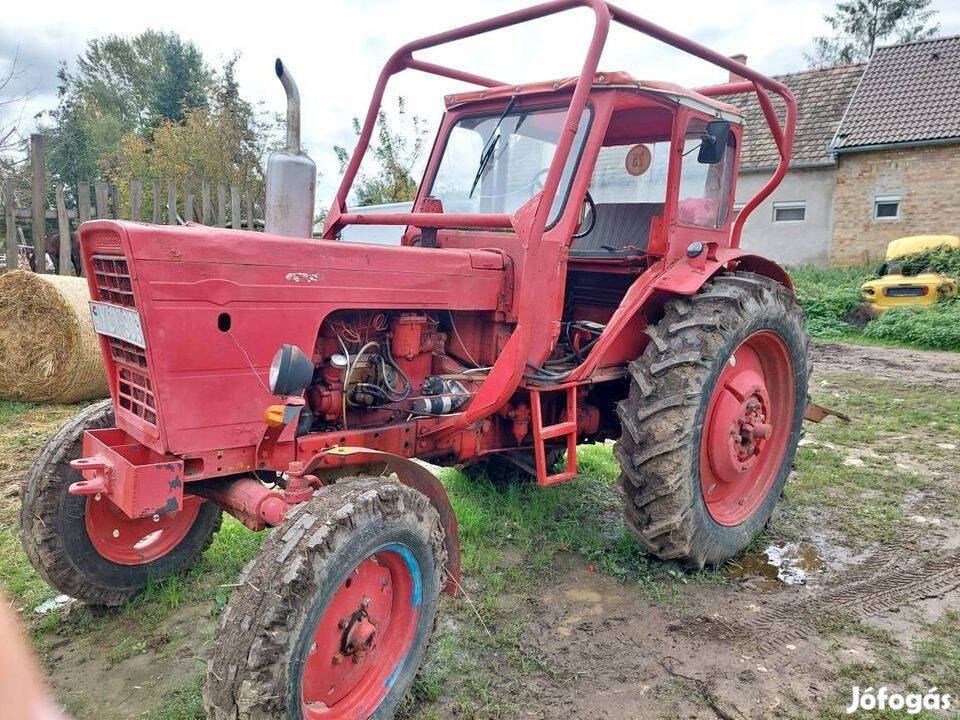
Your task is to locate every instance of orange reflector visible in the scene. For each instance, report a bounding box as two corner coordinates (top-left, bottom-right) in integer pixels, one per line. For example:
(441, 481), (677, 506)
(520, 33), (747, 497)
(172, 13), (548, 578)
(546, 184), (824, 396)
(264, 405), (287, 427)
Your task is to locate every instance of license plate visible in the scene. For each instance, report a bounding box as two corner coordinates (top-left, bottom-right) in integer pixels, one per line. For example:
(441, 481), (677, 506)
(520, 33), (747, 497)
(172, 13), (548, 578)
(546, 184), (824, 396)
(885, 286), (925, 297)
(89, 302), (146, 348)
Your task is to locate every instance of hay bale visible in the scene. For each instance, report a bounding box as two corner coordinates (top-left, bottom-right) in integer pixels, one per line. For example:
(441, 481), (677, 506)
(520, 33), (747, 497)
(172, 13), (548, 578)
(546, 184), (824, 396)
(0, 270), (108, 403)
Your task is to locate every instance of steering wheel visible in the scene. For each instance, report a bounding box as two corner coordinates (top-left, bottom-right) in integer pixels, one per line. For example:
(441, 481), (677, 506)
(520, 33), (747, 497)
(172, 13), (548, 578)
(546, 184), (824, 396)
(573, 191), (596, 239)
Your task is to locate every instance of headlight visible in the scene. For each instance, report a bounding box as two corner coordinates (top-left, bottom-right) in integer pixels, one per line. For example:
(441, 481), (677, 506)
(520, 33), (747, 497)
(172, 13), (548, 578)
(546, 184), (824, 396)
(268, 344), (314, 396)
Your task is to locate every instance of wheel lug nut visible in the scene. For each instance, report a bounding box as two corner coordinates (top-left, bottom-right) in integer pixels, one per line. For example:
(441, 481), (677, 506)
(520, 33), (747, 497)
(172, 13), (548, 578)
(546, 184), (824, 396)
(338, 619), (348, 630)
(332, 653), (343, 665)
(112, 529), (119, 538)
(152, 514), (160, 523)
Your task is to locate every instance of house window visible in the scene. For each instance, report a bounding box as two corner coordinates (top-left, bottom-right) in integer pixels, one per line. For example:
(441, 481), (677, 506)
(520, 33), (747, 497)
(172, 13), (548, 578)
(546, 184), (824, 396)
(732, 202), (745, 220)
(773, 201), (806, 222)
(874, 195), (901, 220)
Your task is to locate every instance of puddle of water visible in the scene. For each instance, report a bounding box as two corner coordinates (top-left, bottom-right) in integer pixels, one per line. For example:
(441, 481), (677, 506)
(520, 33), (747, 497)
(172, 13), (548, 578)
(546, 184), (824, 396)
(727, 543), (824, 590)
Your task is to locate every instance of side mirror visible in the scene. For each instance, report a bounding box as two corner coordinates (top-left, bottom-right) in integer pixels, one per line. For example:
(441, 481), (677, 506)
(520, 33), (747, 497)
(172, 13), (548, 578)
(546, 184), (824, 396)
(698, 120), (731, 164)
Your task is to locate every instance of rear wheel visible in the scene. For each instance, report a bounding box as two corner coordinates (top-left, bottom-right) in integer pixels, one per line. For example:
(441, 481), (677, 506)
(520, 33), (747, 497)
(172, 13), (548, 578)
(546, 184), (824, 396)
(615, 272), (809, 568)
(205, 478), (445, 720)
(20, 400), (222, 606)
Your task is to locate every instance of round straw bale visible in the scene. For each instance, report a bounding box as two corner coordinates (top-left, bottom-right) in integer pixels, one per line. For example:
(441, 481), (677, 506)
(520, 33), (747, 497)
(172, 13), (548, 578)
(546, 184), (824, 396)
(0, 270), (108, 403)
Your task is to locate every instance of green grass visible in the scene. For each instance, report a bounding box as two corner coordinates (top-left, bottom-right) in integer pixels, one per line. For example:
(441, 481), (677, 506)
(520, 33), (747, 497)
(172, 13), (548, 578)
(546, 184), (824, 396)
(783, 374), (960, 546)
(815, 611), (960, 719)
(143, 676), (205, 720)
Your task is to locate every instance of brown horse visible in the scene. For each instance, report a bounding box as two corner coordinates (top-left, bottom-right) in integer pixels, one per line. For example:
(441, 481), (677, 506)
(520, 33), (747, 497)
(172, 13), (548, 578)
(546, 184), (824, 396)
(26, 231), (81, 275)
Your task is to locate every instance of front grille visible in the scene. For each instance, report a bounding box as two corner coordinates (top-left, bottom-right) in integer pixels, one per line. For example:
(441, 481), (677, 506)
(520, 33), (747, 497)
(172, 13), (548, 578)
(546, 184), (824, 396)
(92, 254), (135, 308)
(108, 338), (147, 369)
(117, 366), (157, 426)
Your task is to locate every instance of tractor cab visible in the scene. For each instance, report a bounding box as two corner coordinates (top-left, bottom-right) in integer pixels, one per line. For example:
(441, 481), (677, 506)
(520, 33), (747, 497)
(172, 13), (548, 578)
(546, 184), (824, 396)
(400, 73), (742, 266)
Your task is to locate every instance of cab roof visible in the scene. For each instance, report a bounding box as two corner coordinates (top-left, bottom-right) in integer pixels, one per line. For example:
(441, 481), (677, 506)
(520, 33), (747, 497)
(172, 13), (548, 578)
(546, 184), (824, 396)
(444, 71), (742, 121)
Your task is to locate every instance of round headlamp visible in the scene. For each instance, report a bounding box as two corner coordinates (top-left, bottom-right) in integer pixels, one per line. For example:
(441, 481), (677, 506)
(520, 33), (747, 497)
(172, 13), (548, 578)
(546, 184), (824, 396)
(268, 344), (314, 396)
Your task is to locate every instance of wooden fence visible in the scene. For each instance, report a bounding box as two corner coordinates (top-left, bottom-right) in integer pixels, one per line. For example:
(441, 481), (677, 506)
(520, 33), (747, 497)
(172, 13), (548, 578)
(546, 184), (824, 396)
(1, 134), (263, 276)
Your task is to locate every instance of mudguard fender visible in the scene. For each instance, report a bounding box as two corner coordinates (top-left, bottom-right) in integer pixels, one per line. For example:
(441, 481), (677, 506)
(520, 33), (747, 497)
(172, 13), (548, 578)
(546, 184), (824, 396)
(317, 446), (462, 596)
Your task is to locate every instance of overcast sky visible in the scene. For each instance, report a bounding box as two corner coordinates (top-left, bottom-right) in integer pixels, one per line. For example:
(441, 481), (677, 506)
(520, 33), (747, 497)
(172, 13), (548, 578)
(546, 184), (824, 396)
(3, 0), (959, 208)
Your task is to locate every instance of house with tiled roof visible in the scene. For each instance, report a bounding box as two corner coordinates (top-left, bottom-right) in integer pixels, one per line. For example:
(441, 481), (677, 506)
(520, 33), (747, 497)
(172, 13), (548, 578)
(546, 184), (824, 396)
(827, 35), (960, 265)
(727, 34), (960, 267)
(722, 62), (866, 266)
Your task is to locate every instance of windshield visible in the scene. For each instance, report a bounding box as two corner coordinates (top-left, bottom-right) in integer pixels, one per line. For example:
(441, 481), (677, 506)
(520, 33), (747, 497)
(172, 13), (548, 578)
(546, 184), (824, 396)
(428, 105), (591, 226)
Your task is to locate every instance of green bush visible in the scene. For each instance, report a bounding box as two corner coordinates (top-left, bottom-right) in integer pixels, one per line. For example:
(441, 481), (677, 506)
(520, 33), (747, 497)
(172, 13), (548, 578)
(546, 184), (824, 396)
(898, 245), (960, 278)
(803, 315), (857, 339)
(863, 301), (960, 351)
(789, 265), (874, 338)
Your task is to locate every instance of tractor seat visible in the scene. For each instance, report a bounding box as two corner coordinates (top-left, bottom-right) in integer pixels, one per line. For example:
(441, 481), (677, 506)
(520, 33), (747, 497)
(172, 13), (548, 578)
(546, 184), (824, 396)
(570, 202), (664, 258)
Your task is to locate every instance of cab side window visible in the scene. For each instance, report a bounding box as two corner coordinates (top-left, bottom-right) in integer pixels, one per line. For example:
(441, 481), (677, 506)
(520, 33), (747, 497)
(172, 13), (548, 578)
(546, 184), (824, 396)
(677, 118), (736, 229)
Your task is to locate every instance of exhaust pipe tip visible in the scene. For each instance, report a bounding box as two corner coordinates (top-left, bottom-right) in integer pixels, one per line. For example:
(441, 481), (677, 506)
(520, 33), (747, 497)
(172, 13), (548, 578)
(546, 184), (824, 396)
(275, 57), (300, 152)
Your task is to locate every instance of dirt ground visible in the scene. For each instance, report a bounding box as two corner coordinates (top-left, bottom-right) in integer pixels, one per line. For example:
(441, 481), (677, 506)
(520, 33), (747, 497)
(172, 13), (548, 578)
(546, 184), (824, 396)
(5, 340), (959, 720)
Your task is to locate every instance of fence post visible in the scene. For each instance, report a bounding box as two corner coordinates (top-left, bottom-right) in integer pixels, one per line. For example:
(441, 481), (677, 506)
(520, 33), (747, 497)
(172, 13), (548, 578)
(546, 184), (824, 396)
(245, 189), (254, 232)
(130, 179), (142, 221)
(201, 181), (211, 225)
(4, 179), (17, 272)
(183, 179), (194, 223)
(94, 182), (109, 219)
(152, 179), (162, 223)
(30, 134), (46, 273)
(78, 182), (92, 224)
(230, 184), (241, 230)
(166, 179), (177, 225)
(55, 183), (73, 276)
(217, 182), (227, 227)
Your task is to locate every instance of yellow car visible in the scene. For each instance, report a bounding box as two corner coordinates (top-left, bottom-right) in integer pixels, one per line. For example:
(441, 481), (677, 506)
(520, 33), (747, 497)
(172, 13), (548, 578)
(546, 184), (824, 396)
(861, 235), (958, 311)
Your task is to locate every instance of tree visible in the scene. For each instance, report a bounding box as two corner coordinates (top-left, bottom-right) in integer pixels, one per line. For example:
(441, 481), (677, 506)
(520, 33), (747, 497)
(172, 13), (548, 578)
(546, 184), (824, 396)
(44, 31), (212, 187)
(0, 49), (31, 160)
(104, 57), (280, 219)
(334, 97), (427, 207)
(806, 0), (940, 67)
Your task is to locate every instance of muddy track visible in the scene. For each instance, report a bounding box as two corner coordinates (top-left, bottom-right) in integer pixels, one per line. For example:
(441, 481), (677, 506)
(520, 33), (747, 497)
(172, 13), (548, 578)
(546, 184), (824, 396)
(742, 544), (960, 655)
(812, 341), (960, 386)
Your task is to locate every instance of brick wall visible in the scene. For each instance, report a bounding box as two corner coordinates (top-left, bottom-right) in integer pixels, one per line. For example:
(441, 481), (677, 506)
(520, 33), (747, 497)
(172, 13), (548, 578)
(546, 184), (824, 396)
(830, 143), (960, 266)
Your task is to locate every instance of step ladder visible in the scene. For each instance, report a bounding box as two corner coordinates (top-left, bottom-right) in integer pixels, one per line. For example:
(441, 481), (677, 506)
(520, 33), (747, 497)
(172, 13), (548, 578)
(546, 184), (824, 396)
(529, 385), (578, 486)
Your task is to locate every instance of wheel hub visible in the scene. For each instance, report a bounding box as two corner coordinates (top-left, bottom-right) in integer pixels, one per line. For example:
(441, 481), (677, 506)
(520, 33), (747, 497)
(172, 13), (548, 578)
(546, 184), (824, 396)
(341, 606), (378, 662)
(700, 331), (795, 527)
(301, 546), (421, 719)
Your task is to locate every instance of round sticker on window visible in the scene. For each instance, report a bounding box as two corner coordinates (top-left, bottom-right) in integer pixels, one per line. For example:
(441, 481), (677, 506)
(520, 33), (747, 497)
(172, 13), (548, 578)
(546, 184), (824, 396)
(625, 144), (652, 177)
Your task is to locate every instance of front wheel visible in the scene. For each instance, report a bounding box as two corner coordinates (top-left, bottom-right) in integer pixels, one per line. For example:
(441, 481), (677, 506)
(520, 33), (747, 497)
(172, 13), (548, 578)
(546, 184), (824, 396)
(205, 478), (445, 720)
(615, 272), (810, 568)
(19, 400), (222, 606)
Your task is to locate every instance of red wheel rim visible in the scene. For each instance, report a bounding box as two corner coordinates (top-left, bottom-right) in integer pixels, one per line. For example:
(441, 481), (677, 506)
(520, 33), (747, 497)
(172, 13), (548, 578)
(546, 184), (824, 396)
(300, 544), (421, 719)
(85, 494), (202, 565)
(699, 331), (795, 526)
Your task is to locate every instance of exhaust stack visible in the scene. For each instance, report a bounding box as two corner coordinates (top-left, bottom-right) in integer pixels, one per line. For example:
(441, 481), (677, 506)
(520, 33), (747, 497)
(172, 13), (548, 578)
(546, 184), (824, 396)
(265, 59), (316, 238)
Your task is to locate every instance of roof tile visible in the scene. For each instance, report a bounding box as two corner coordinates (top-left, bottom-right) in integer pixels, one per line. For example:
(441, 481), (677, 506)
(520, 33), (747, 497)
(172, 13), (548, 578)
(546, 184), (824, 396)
(832, 35), (960, 149)
(721, 64), (865, 169)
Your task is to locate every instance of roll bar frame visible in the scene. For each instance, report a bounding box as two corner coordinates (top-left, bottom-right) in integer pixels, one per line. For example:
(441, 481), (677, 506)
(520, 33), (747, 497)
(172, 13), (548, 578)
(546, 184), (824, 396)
(322, 0), (797, 250)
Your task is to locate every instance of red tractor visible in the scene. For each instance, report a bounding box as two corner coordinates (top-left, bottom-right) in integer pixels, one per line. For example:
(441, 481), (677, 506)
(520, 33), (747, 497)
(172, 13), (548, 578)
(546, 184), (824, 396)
(21, 2), (808, 717)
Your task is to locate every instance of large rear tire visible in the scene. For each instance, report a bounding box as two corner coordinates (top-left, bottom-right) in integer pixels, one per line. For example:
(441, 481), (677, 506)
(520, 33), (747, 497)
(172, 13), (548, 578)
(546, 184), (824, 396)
(205, 478), (445, 720)
(615, 272), (810, 568)
(19, 400), (222, 606)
